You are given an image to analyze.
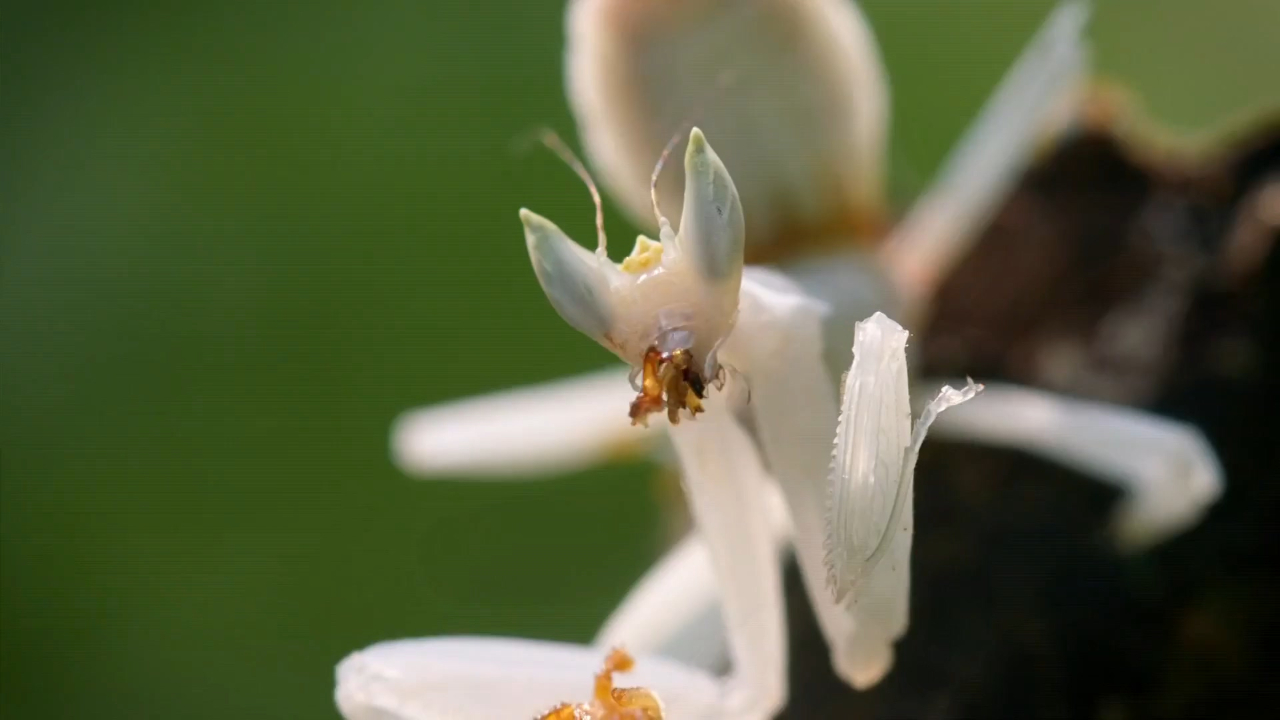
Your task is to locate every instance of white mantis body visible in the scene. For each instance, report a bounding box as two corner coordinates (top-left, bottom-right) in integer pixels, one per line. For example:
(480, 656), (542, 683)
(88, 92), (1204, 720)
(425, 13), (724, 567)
(336, 2), (1224, 718)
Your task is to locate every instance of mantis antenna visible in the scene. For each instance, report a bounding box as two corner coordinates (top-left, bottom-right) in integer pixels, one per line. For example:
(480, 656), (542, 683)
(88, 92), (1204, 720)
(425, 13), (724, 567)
(649, 127), (686, 227)
(537, 129), (608, 260)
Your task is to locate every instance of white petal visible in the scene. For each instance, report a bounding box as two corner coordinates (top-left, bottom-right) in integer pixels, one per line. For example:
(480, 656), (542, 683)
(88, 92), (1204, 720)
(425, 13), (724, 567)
(566, 0), (889, 245)
(667, 400), (787, 719)
(927, 382), (1224, 551)
(594, 482), (793, 674)
(522, 208), (616, 343)
(883, 0), (1091, 311)
(335, 636), (725, 720)
(719, 268), (870, 688)
(392, 366), (652, 479)
(678, 127), (745, 286)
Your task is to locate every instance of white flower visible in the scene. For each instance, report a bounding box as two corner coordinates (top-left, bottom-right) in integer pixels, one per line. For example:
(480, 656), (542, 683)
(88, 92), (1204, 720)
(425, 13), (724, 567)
(337, 1), (1224, 718)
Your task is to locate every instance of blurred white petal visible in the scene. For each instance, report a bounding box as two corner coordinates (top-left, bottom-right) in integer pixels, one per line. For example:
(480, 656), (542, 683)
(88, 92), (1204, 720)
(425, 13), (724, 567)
(595, 482), (792, 674)
(884, 0), (1091, 310)
(335, 636), (724, 720)
(927, 382), (1224, 551)
(667, 398), (787, 719)
(392, 367), (651, 479)
(566, 0), (889, 245)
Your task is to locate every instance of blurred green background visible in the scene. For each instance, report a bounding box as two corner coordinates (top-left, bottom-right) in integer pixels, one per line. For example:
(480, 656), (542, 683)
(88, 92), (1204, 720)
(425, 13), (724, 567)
(2, 1), (1275, 717)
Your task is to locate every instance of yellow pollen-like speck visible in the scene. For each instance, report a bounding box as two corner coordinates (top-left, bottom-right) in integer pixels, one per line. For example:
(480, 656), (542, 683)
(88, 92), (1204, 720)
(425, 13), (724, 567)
(621, 236), (663, 274)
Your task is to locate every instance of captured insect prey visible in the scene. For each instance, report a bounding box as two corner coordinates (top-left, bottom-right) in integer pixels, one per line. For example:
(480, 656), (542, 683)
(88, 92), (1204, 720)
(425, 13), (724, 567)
(628, 347), (708, 427)
(537, 648), (664, 720)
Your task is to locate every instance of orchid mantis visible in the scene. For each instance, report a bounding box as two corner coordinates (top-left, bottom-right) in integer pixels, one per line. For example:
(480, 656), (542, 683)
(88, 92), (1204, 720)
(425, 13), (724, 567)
(336, 2), (1223, 718)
